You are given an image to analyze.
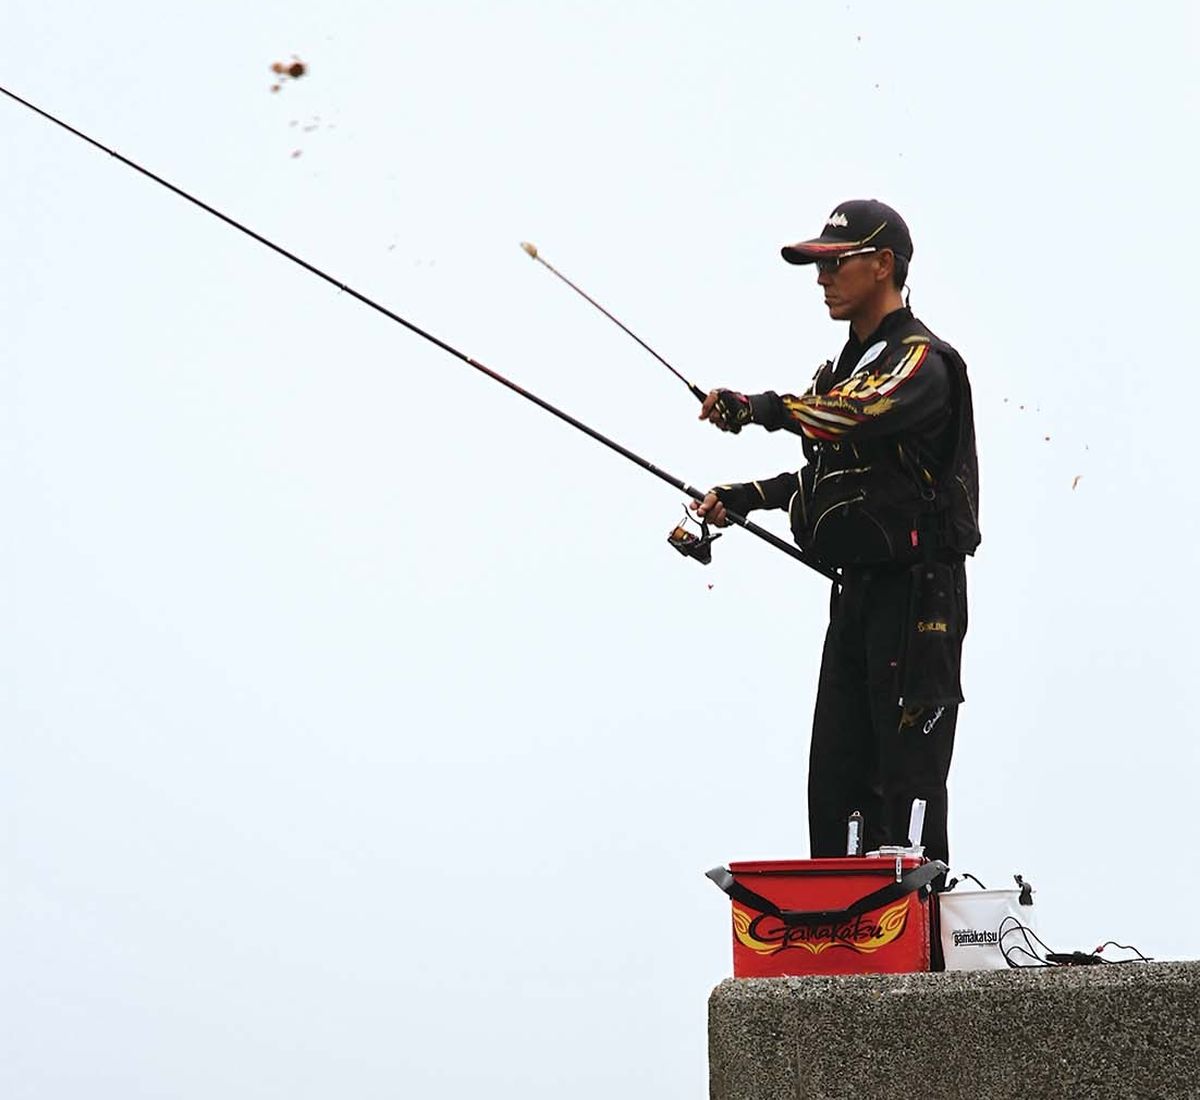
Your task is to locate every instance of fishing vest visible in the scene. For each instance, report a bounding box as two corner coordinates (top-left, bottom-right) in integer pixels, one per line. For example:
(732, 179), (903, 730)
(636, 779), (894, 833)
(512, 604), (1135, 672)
(791, 317), (981, 567)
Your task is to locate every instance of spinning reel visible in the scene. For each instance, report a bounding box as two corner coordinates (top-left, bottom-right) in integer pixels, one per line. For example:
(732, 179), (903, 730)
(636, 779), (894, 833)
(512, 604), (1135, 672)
(667, 508), (722, 565)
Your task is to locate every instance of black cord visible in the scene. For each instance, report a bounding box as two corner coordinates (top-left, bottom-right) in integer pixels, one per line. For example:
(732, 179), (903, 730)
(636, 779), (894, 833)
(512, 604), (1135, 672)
(999, 917), (1153, 968)
(1094, 940), (1154, 963)
(943, 872), (988, 892)
(999, 915), (1053, 968)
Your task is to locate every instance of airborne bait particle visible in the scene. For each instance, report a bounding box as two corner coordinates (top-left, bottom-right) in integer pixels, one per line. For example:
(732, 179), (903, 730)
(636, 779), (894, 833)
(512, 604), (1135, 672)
(268, 56), (307, 91)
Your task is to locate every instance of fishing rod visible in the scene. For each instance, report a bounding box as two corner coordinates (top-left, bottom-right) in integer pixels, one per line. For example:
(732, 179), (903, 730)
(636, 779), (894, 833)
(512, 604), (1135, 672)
(521, 241), (753, 438)
(519, 241), (707, 403)
(0, 84), (838, 582)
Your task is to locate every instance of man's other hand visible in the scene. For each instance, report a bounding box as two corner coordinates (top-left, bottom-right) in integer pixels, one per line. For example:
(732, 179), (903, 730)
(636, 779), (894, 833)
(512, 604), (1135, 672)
(700, 389), (752, 433)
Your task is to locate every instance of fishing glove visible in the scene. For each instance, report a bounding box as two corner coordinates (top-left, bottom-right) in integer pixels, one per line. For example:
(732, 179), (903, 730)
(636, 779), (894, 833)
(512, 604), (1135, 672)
(711, 472), (801, 519)
(710, 482), (765, 518)
(713, 389), (753, 433)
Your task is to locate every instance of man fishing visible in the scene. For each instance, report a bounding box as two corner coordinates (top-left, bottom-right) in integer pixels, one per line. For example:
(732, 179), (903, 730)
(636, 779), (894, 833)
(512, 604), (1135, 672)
(693, 199), (980, 869)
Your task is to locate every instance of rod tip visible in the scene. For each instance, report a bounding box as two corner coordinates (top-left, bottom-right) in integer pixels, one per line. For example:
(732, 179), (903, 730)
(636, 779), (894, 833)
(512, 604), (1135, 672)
(520, 241), (538, 259)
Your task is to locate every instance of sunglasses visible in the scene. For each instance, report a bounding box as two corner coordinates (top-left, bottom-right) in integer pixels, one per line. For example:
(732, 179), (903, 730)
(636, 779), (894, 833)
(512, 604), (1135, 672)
(815, 247), (882, 275)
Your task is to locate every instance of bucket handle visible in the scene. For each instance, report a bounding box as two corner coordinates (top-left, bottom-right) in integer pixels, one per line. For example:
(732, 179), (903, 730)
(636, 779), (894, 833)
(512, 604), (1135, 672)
(706, 860), (947, 927)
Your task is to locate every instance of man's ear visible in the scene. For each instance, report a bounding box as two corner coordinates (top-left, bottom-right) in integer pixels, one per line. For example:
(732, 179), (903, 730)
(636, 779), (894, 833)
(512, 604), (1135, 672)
(876, 248), (895, 285)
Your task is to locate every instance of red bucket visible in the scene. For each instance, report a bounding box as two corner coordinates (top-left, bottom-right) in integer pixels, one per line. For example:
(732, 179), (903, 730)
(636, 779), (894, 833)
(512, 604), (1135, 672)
(707, 857), (944, 977)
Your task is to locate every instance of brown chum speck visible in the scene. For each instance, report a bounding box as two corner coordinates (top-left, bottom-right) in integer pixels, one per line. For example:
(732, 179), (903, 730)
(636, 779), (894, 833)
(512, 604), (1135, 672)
(268, 57), (307, 90)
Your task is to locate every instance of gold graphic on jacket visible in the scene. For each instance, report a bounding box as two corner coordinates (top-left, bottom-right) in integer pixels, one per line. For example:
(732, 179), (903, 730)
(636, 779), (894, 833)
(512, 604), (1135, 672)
(780, 343), (930, 441)
(916, 620), (948, 633)
(732, 898), (910, 955)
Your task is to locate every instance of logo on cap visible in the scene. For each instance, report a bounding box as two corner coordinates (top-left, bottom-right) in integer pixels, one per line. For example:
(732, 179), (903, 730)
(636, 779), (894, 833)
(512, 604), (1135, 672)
(826, 212), (849, 228)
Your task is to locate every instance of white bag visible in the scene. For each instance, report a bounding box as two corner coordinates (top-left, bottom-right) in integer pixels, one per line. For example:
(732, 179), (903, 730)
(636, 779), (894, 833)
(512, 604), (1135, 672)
(938, 878), (1036, 971)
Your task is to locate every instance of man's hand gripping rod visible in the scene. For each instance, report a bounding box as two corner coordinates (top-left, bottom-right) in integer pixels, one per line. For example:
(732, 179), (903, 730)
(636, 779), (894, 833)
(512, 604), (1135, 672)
(673, 493), (838, 581)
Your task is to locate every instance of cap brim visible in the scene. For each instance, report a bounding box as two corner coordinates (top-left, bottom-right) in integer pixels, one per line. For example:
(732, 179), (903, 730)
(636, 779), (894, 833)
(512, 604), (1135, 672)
(780, 237), (861, 265)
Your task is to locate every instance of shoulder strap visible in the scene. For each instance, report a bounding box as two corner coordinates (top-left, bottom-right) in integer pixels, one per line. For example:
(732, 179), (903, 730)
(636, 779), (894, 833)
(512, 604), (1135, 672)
(706, 861), (947, 927)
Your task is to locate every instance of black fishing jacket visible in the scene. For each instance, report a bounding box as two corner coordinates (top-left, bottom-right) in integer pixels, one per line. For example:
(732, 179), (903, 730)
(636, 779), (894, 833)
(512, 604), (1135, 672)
(717, 307), (980, 567)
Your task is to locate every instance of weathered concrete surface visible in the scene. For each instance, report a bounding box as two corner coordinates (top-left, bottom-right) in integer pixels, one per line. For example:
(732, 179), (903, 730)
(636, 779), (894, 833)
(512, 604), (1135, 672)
(709, 963), (1200, 1100)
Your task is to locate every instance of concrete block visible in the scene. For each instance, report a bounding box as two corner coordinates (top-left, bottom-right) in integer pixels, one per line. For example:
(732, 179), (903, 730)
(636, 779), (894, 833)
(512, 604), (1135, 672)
(709, 963), (1200, 1099)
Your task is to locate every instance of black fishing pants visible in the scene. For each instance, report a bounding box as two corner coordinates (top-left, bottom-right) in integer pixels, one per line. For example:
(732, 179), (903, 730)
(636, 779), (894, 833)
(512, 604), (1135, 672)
(807, 562), (965, 867)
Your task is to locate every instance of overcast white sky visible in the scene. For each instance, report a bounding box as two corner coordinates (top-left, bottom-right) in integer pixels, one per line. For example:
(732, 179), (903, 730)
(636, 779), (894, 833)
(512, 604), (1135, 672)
(3, 2), (1198, 1096)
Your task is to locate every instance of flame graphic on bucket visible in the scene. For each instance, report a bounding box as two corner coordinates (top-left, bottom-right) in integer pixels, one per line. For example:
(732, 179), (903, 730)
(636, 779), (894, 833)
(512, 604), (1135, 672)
(732, 898), (910, 956)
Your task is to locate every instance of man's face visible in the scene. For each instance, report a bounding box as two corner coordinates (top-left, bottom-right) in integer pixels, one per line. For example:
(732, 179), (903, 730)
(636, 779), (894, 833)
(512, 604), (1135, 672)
(816, 249), (888, 321)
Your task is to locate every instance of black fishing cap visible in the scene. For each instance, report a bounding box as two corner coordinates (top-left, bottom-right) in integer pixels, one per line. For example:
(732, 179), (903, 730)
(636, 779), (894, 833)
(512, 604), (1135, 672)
(781, 199), (913, 265)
